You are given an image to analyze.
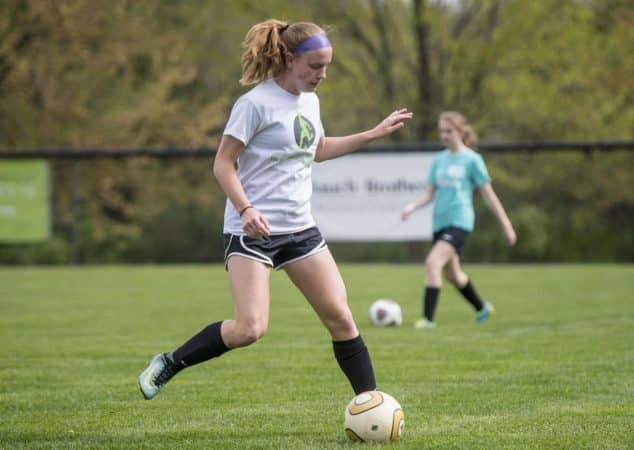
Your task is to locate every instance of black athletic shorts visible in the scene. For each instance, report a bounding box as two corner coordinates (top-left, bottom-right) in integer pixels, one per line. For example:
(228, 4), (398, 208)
(223, 226), (327, 271)
(433, 226), (470, 254)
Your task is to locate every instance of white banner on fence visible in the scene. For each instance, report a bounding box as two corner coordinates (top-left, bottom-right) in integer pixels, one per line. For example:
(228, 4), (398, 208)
(311, 153), (434, 241)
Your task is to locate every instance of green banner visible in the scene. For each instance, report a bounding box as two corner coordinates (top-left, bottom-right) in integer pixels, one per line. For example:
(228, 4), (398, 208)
(0, 160), (50, 242)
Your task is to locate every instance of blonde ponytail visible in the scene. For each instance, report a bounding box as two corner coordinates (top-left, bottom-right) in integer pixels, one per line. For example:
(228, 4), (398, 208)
(240, 19), (288, 85)
(239, 19), (328, 85)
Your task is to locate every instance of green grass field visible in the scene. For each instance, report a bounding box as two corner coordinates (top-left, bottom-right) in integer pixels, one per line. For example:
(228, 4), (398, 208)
(1, 264), (632, 449)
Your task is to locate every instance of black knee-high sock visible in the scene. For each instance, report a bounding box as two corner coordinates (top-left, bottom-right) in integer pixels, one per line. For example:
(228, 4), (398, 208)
(424, 287), (440, 321)
(171, 321), (230, 369)
(458, 280), (484, 311)
(333, 335), (376, 394)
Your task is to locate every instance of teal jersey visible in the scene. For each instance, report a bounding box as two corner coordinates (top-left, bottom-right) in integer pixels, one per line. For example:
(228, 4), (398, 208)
(426, 148), (491, 232)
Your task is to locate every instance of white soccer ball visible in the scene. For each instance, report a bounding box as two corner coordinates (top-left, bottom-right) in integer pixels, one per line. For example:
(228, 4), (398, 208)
(369, 299), (402, 327)
(344, 390), (405, 443)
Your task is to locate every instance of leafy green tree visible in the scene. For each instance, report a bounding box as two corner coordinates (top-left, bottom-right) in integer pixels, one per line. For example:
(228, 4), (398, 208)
(0, 0), (631, 263)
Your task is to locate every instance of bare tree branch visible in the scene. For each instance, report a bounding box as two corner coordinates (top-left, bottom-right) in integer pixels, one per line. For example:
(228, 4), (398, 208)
(370, 0), (396, 99)
(341, 9), (380, 62)
(451, 1), (481, 39)
(412, 0), (435, 137)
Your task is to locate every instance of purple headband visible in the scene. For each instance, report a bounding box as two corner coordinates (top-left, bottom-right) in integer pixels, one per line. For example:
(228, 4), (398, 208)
(293, 33), (332, 53)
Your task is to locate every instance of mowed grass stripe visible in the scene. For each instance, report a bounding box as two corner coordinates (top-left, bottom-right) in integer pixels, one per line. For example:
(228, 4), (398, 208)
(1, 264), (632, 449)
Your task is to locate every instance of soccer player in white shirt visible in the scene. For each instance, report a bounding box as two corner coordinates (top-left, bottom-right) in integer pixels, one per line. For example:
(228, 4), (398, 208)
(139, 19), (413, 400)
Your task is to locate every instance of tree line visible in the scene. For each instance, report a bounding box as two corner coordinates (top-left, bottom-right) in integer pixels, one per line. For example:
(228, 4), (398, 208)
(0, 0), (632, 263)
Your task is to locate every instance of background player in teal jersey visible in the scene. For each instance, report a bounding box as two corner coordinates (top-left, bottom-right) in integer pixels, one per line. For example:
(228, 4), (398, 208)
(401, 111), (516, 329)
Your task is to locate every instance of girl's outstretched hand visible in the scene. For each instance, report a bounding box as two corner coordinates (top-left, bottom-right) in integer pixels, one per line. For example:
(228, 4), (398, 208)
(371, 109), (413, 139)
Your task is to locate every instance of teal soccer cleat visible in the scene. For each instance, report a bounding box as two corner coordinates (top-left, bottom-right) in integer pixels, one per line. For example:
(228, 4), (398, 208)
(476, 302), (495, 323)
(138, 353), (179, 400)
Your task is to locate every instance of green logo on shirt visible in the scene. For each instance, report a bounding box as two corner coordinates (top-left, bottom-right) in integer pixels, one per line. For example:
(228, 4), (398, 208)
(294, 113), (316, 149)
(269, 113), (316, 167)
(270, 149), (314, 167)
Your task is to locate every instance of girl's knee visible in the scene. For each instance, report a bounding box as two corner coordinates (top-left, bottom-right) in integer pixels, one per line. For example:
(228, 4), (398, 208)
(234, 320), (267, 346)
(326, 309), (357, 340)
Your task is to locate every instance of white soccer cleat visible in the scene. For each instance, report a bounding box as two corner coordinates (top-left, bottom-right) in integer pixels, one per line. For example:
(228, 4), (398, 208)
(138, 353), (179, 400)
(414, 318), (437, 329)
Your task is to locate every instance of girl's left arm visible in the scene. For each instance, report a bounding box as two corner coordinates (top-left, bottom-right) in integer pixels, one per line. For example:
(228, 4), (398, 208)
(478, 182), (517, 246)
(315, 109), (413, 162)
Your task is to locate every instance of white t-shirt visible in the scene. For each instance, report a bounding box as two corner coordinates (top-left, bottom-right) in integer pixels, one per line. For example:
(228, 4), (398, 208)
(222, 79), (325, 234)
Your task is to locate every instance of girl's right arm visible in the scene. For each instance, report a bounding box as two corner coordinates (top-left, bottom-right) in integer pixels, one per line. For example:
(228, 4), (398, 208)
(213, 135), (270, 238)
(400, 184), (435, 221)
(478, 182), (516, 246)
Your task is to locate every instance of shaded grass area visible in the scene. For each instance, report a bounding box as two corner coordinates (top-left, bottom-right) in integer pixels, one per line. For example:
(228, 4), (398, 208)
(1, 264), (632, 449)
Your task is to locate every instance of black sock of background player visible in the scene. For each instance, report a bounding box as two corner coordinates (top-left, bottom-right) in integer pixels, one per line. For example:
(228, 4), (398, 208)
(171, 321), (229, 369)
(333, 335), (376, 394)
(458, 280), (484, 311)
(424, 287), (440, 321)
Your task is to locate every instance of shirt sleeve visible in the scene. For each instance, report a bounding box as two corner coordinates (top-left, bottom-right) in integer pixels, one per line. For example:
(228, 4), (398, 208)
(316, 95), (325, 138)
(223, 96), (261, 146)
(470, 153), (491, 186)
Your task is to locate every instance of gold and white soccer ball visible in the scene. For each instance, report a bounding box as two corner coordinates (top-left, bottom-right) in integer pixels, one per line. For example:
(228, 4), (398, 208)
(369, 299), (403, 327)
(344, 390), (405, 442)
